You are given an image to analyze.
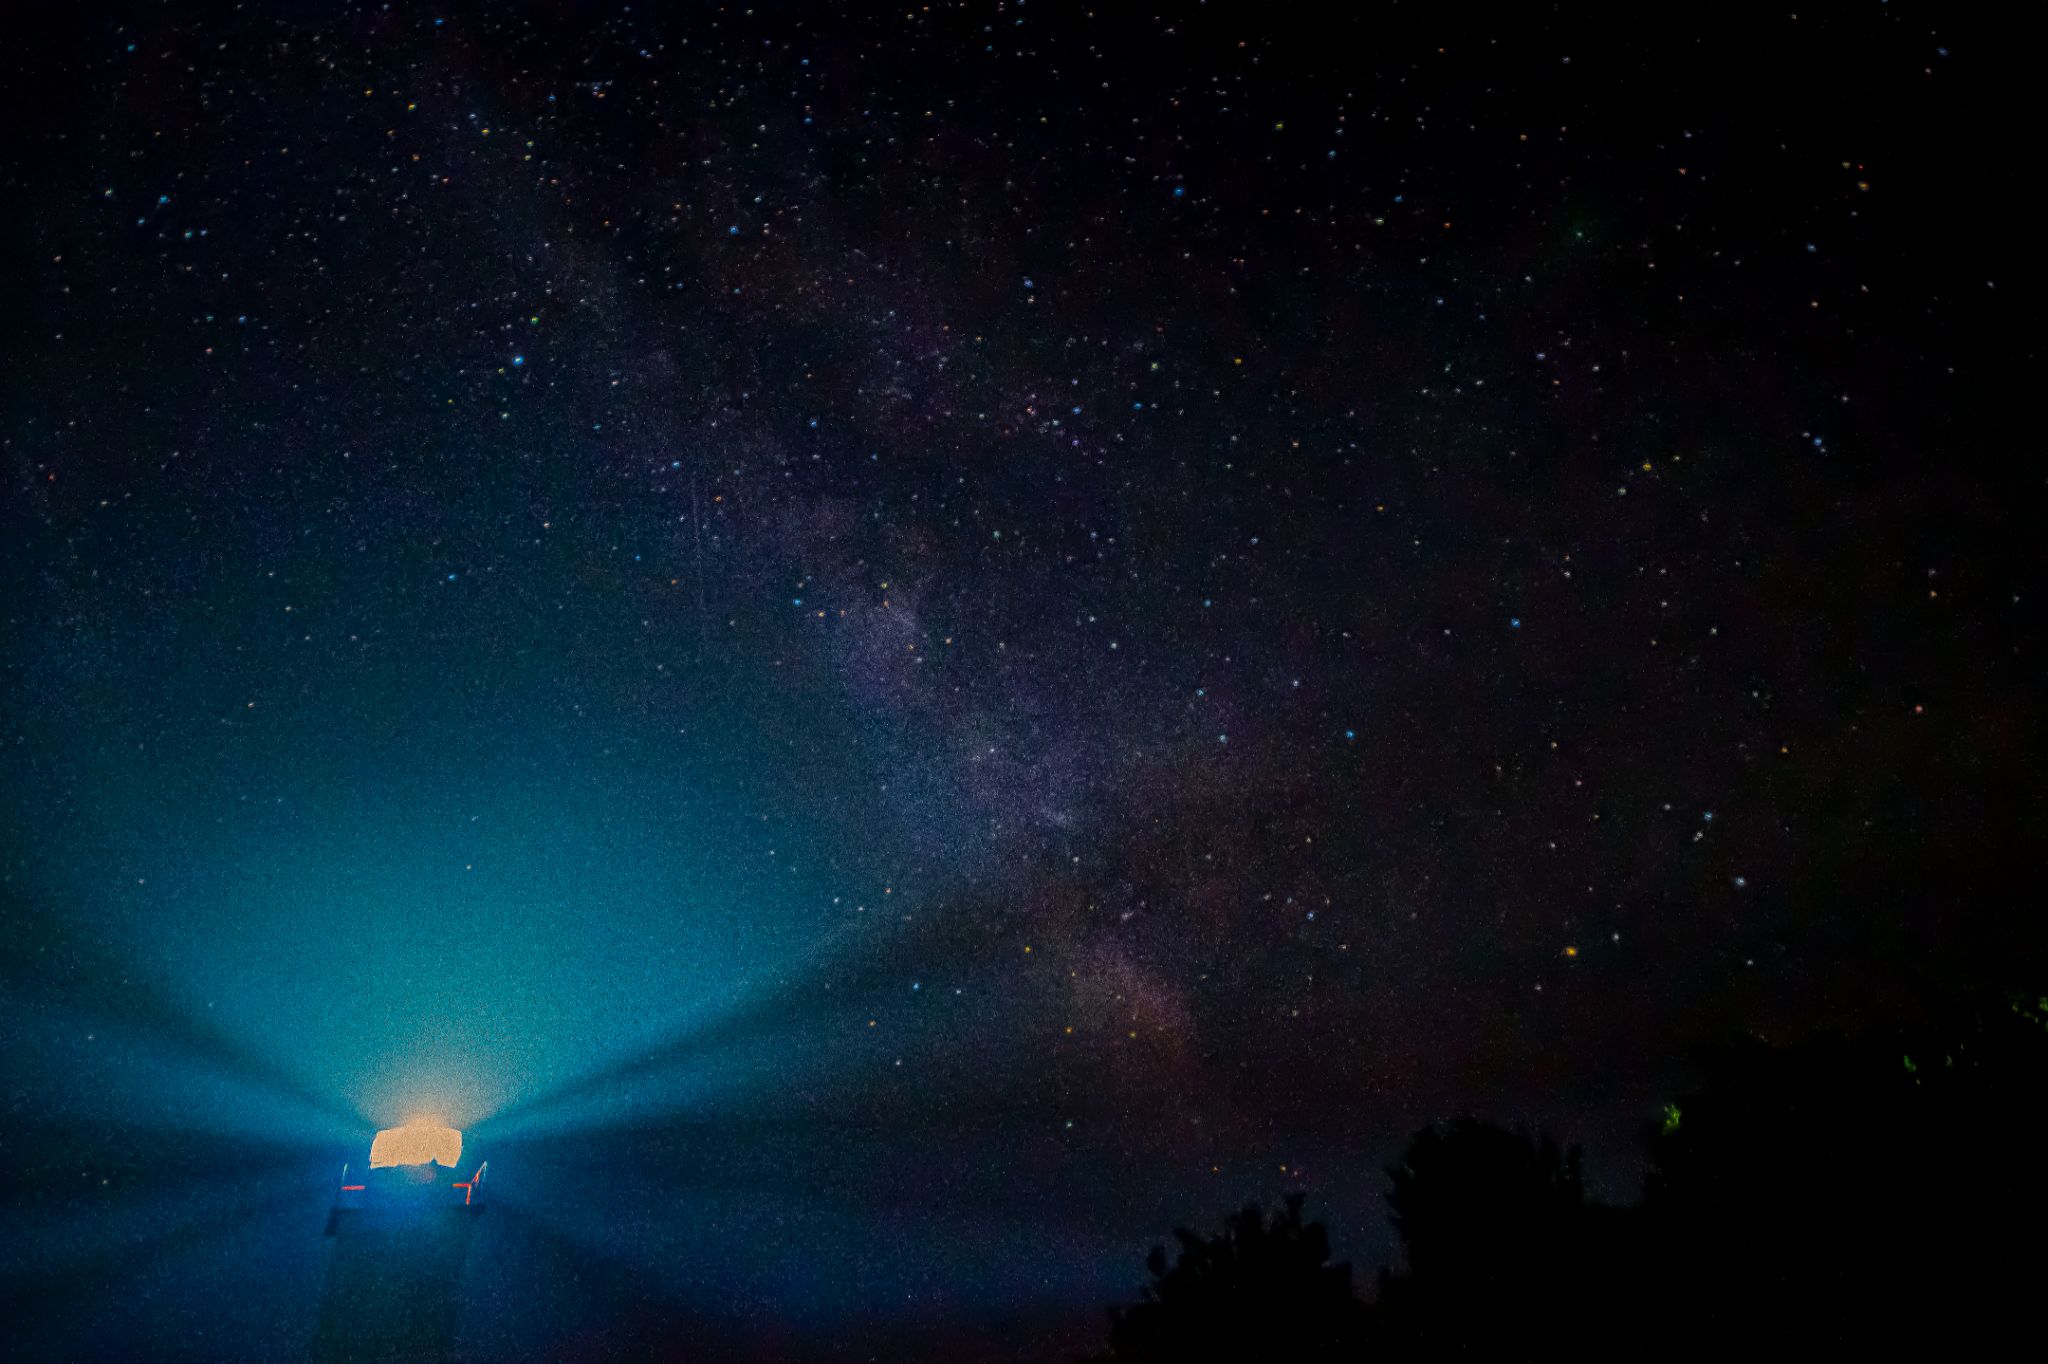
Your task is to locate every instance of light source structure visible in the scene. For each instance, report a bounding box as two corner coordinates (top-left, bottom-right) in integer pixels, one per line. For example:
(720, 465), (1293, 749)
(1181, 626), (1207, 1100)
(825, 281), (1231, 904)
(313, 1120), (490, 1364)
(368, 1119), (464, 1171)
(328, 1121), (489, 1226)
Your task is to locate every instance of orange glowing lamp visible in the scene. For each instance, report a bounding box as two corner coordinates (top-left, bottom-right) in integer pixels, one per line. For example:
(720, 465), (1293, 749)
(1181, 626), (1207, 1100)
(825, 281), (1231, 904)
(367, 1120), (463, 1170)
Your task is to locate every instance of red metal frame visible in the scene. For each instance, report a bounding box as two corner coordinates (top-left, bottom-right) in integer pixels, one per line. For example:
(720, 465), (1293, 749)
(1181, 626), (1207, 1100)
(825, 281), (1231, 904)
(449, 1161), (487, 1205)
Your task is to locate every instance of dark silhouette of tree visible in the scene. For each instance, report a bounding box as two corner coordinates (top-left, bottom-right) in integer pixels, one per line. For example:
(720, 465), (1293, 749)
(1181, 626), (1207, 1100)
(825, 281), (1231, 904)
(1090, 1194), (1366, 1362)
(1371, 1118), (1644, 1357)
(1644, 993), (2048, 1354)
(1090, 991), (2048, 1361)
(1387, 1119), (1583, 1285)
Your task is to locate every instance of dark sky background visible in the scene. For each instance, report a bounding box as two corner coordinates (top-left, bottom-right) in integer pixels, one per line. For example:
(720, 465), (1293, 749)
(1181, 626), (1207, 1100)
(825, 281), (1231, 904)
(1, 2), (2039, 1359)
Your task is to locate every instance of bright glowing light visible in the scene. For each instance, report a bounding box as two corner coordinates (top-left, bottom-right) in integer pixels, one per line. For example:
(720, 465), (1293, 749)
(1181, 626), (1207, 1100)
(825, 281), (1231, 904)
(368, 1121), (463, 1169)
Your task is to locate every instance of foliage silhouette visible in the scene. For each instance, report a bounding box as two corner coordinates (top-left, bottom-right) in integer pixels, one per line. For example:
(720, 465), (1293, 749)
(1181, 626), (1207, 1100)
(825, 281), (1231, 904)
(1371, 1118), (1644, 1356)
(1093, 992), (2048, 1361)
(1642, 993), (2048, 1354)
(1090, 1194), (1366, 1362)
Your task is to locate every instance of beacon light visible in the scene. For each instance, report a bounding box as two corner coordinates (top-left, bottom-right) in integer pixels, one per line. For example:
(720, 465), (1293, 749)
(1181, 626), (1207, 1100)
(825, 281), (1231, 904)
(367, 1120), (463, 1170)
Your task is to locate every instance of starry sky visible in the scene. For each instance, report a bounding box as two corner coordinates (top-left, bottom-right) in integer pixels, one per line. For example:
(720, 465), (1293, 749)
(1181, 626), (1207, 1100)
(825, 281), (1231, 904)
(2, 3), (2040, 1359)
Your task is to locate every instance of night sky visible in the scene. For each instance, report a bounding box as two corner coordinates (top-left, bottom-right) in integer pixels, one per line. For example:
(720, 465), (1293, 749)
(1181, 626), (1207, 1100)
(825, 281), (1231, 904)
(2, 3), (2039, 1359)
